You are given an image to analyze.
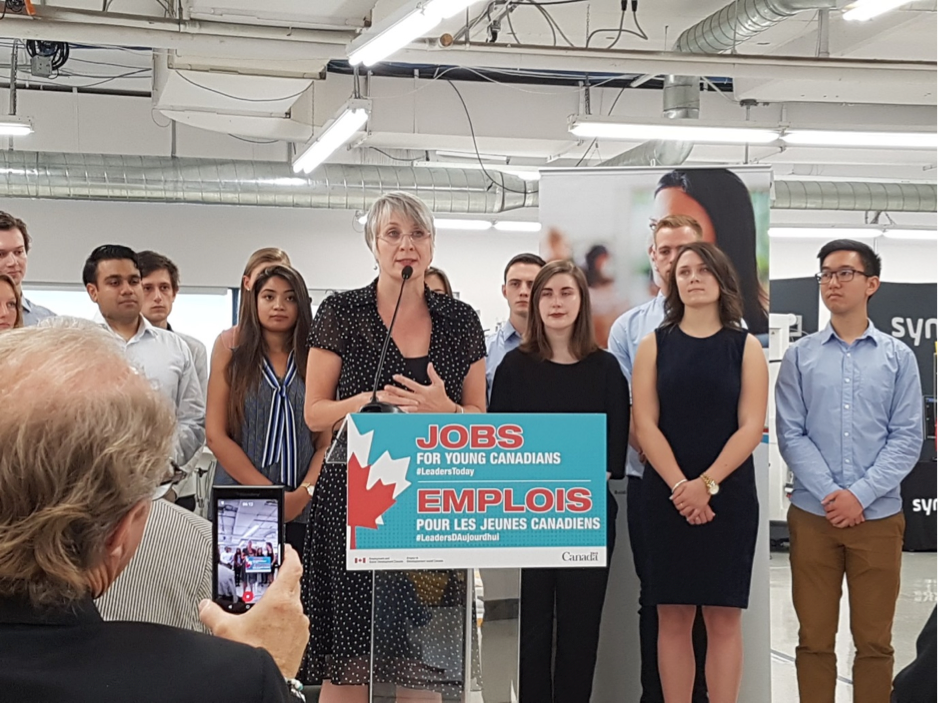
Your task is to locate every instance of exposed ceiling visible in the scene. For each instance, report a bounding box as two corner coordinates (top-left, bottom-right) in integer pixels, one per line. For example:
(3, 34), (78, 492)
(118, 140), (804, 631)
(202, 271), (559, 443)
(0, 1), (935, 185)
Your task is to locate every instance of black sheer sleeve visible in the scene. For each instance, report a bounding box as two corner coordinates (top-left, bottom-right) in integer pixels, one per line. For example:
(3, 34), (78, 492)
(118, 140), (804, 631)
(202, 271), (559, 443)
(461, 307), (487, 367)
(307, 294), (347, 357)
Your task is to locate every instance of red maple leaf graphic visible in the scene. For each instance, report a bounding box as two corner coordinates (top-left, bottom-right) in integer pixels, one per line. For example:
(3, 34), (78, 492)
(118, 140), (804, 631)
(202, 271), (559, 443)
(347, 454), (397, 549)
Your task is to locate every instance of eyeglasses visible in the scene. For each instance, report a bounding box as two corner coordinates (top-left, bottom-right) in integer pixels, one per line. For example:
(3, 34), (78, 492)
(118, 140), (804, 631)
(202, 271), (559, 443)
(377, 230), (431, 245)
(815, 268), (871, 285)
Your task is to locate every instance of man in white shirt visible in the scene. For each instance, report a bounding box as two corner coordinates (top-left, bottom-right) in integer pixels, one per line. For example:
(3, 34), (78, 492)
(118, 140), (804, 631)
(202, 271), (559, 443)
(0, 210), (55, 326)
(607, 214), (704, 703)
(137, 250), (209, 511)
(83, 244), (205, 466)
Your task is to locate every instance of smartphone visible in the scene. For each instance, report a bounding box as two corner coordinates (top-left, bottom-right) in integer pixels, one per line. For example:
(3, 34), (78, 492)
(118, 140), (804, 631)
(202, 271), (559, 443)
(212, 485), (284, 614)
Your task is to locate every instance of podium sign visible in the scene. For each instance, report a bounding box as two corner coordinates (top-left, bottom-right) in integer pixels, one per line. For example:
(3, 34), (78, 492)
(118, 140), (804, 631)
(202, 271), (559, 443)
(346, 413), (607, 570)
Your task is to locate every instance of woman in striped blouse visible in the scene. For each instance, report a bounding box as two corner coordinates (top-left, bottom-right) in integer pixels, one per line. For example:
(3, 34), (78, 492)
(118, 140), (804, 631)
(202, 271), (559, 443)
(206, 264), (325, 552)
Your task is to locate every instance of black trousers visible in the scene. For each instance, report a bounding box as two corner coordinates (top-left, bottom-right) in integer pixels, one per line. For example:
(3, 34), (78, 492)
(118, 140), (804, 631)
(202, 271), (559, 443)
(519, 494), (617, 703)
(628, 476), (709, 703)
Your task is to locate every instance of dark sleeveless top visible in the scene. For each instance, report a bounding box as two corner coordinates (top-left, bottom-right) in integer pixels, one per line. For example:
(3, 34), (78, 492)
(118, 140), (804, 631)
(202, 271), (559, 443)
(641, 325), (759, 609)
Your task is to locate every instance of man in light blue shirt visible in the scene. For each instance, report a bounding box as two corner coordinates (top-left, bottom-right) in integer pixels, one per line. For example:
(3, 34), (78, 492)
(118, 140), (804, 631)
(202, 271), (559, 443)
(138, 250), (210, 512)
(607, 214), (703, 702)
(485, 252), (545, 401)
(0, 211), (55, 326)
(776, 239), (923, 703)
(84, 245), (206, 467)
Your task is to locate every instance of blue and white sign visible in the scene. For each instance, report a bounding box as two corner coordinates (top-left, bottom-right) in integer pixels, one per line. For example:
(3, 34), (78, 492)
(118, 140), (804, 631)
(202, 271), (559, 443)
(346, 413), (607, 570)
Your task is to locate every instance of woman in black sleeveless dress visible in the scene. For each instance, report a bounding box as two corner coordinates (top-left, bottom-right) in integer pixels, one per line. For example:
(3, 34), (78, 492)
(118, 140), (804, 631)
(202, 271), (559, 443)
(301, 192), (487, 702)
(632, 242), (768, 704)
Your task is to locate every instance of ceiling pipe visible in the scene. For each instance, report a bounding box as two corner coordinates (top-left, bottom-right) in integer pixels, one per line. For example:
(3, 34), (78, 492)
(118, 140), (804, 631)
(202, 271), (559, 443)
(0, 151), (537, 213)
(774, 180), (937, 212)
(0, 151), (933, 213)
(598, 0), (839, 168)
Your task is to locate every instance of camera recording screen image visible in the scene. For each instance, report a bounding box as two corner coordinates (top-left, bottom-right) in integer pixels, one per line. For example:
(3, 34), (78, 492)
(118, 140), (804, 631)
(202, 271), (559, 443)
(215, 498), (280, 608)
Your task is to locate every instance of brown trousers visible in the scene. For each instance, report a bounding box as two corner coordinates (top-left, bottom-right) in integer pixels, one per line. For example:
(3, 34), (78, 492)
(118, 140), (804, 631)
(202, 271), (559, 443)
(788, 504), (905, 703)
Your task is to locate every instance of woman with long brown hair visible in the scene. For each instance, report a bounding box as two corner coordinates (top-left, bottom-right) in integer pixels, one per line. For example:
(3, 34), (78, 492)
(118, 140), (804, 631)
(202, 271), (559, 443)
(0, 273), (24, 331)
(488, 259), (629, 703)
(632, 242), (768, 703)
(206, 264), (323, 553)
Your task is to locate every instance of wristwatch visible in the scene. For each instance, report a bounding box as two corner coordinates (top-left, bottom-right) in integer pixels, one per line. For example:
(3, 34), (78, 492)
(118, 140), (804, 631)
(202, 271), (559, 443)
(700, 474), (720, 496)
(301, 482), (316, 499)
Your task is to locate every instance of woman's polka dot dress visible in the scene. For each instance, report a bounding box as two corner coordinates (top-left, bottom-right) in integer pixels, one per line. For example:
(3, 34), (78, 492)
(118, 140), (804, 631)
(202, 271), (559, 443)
(300, 279), (485, 699)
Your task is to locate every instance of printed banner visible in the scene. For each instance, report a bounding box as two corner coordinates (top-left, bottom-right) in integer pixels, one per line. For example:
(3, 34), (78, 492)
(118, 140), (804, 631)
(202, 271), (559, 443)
(345, 413), (607, 570)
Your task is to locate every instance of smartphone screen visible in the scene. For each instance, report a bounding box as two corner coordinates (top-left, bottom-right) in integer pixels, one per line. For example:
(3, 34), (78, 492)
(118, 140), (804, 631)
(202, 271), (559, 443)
(213, 486), (284, 613)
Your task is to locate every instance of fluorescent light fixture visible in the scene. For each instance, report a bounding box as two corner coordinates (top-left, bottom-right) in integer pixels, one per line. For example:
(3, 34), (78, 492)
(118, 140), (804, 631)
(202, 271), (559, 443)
(0, 116), (33, 137)
(569, 116), (779, 145)
(843, 1), (914, 22)
(494, 221), (542, 233)
(782, 129), (937, 150)
(769, 227), (882, 239)
(293, 99), (370, 175)
(434, 218), (492, 231)
(883, 229), (937, 241)
(348, 1), (482, 67)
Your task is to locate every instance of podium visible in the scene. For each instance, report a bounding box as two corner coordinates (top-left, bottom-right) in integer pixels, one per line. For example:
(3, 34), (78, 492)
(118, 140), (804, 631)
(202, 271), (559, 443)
(330, 413), (608, 702)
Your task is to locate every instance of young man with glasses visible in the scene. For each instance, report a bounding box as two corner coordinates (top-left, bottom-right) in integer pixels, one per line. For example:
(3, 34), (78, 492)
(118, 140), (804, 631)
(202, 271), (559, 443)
(775, 239), (923, 703)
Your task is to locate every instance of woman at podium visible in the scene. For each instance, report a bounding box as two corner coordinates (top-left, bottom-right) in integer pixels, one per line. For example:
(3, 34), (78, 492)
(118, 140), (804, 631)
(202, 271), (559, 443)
(488, 259), (629, 703)
(300, 192), (487, 701)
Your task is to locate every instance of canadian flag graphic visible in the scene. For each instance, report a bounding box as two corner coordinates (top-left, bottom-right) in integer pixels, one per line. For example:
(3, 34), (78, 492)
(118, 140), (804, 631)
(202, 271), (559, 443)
(346, 417), (411, 549)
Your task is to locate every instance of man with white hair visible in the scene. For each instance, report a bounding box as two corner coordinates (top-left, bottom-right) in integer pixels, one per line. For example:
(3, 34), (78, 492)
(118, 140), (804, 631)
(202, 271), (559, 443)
(37, 314), (213, 633)
(0, 325), (308, 701)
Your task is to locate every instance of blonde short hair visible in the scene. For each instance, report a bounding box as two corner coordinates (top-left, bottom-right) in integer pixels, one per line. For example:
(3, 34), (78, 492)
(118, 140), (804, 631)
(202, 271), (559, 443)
(0, 324), (176, 608)
(364, 191), (436, 254)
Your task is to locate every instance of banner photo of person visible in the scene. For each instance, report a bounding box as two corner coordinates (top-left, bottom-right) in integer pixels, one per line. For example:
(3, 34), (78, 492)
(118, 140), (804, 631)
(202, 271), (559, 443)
(539, 164), (773, 704)
(215, 498), (281, 607)
(540, 165), (771, 347)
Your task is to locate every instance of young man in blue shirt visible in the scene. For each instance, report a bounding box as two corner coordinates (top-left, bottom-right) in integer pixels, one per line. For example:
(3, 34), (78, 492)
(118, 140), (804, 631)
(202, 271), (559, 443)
(776, 239), (923, 703)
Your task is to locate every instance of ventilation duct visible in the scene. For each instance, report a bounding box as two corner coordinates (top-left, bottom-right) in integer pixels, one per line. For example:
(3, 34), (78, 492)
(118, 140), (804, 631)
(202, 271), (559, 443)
(598, 0), (837, 168)
(1, 151), (933, 213)
(774, 180), (937, 212)
(0, 152), (537, 213)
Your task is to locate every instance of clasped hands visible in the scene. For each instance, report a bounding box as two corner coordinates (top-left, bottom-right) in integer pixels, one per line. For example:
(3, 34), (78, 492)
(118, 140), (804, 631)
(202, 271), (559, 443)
(671, 478), (715, 526)
(822, 488), (865, 528)
(375, 363), (456, 413)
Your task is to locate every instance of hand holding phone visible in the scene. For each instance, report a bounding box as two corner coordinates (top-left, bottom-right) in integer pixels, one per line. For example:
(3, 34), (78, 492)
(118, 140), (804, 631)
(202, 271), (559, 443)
(200, 545), (310, 679)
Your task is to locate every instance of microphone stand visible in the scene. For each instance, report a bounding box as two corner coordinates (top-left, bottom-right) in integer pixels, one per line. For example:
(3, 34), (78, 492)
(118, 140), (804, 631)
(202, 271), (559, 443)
(360, 265), (413, 413)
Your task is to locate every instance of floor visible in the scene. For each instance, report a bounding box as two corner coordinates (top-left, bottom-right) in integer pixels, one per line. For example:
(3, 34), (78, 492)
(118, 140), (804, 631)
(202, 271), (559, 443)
(306, 550), (936, 702)
(768, 549), (936, 703)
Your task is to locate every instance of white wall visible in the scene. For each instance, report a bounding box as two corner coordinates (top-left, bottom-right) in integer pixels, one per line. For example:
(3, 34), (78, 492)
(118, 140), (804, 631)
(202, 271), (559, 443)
(3, 197), (539, 332)
(770, 237), (937, 284)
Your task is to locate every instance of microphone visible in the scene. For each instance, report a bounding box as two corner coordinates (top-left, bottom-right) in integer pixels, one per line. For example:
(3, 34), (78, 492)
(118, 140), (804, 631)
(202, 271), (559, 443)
(360, 265), (413, 414)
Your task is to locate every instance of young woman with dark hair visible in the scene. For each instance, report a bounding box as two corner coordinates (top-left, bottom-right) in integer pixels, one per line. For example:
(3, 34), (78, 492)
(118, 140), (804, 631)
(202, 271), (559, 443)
(654, 168), (769, 334)
(489, 259), (629, 703)
(632, 242), (768, 703)
(206, 265), (324, 553)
